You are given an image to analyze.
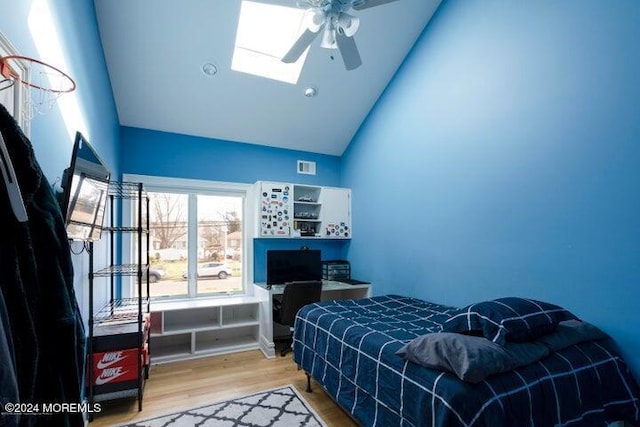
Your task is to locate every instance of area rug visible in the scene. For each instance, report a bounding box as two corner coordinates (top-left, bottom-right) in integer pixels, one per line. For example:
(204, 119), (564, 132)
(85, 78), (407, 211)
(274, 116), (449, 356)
(119, 385), (327, 427)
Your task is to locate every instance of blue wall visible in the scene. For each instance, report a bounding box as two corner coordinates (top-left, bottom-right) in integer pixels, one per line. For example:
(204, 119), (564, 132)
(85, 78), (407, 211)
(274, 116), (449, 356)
(341, 0), (640, 379)
(120, 126), (346, 283)
(0, 0), (119, 182)
(121, 126), (341, 186)
(0, 0), (120, 322)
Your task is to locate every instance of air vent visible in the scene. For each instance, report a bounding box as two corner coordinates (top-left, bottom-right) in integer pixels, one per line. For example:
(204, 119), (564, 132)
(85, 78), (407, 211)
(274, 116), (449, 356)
(297, 160), (316, 175)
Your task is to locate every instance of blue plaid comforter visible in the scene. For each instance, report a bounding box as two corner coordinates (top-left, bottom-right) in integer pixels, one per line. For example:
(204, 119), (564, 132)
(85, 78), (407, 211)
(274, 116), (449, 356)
(293, 295), (640, 427)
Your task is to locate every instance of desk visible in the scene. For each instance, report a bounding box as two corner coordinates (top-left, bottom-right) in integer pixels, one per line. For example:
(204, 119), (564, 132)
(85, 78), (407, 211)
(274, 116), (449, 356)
(253, 280), (372, 358)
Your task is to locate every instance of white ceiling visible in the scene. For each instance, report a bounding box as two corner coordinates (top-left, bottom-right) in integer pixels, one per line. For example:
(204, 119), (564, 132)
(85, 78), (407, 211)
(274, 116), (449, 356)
(94, 0), (442, 156)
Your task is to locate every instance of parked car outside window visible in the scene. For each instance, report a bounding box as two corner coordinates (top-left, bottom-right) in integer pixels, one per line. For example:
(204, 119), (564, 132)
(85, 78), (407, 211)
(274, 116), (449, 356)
(148, 267), (166, 283)
(182, 262), (232, 280)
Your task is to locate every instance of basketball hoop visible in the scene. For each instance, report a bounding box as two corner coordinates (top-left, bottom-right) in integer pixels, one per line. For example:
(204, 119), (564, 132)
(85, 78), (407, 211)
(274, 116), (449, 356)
(0, 55), (76, 118)
(0, 78), (14, 92)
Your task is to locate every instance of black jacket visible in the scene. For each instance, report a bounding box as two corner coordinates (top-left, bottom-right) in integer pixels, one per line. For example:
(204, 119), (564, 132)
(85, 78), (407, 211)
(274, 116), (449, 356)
(0, 103), (85, 427)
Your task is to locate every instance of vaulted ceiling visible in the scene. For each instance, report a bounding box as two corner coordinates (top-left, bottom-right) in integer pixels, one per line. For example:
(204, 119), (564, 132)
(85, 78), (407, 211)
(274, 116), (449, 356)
(95, 0), (442, 155)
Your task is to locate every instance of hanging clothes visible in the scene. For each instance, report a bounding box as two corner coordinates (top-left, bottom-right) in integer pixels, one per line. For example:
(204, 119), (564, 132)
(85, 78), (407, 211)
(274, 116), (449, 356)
(0, 103), (85, 427)
(0, 289), (19, 427)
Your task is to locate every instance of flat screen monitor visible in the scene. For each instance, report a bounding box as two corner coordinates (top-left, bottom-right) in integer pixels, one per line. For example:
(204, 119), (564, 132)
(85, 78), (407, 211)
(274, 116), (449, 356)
(266, 249), (322, 285)
(60, 132), (110, 241)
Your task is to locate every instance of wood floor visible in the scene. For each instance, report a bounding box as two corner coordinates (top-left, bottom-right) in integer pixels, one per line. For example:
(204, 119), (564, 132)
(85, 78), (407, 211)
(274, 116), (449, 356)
(90, 350), (358, 426)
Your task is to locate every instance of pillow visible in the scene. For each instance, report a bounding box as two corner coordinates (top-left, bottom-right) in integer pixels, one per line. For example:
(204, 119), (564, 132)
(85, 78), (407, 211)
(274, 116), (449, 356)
(396, 332), (516, 383)
(441, 297), (577, 345)
(503, 341), (549, 367)
(499, 320), (607, 368)
(536, 319), (607, 352)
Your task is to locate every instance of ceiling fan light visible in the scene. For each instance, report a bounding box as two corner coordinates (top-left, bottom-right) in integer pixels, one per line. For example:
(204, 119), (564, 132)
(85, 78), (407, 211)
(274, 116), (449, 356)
(304, 9), (325, 32)
(320, 25), (337, 49)
(337, 13), (359, 37)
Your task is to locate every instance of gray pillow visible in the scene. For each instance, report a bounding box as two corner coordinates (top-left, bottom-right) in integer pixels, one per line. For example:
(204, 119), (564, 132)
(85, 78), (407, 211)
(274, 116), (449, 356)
(396, 332), (516, 383)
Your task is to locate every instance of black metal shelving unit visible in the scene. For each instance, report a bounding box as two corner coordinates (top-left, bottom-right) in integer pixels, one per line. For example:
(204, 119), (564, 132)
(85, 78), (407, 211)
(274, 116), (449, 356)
(87, 182), (150, 419)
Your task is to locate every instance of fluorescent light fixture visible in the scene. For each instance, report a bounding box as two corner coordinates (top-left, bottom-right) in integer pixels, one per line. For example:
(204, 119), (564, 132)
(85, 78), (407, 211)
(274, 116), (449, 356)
(232, 1), (309, 84)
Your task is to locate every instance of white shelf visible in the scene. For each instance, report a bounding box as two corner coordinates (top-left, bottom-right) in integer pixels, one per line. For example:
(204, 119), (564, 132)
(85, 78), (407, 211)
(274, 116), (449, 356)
(195, 327), (258, 352)
(163, 309), (220, 332)
(149, 298), (260, 364)
(151, 334), (191, 359)
(222, 305), (258, 325)
(151, 295), (259, 312)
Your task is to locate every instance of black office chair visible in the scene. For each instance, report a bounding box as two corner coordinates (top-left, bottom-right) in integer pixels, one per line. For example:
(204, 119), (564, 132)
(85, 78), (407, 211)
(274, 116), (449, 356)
(273, 280), (322, 357)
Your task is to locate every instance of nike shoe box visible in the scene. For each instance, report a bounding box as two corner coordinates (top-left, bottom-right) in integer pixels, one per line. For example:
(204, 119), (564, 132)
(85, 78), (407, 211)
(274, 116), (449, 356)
(89, 344), (148, 387)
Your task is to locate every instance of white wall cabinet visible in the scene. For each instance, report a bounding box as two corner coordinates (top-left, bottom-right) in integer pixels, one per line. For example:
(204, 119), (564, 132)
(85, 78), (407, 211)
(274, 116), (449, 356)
(149, 296), (260, 364)
(317, 187), (351, 238)
(256, 181), (351, 239)
(257, 181), (292, 237)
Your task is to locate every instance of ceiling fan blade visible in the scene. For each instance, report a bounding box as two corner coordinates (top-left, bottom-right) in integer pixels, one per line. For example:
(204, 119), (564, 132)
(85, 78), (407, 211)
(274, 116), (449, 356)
(296, 0), (322, 7)
(282, 28), (321, 63)
(335, 32), (362, 70)
(352, 0), (399, 11)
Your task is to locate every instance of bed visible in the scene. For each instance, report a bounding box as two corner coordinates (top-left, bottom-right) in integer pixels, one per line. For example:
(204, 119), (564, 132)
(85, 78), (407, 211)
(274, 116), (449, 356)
(292, 295), (640, 427)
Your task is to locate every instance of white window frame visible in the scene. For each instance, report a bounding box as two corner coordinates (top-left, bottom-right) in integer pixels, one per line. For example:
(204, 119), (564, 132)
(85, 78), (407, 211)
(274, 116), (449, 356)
(122, 173), (255, 300)
(0, 31), (31, 137)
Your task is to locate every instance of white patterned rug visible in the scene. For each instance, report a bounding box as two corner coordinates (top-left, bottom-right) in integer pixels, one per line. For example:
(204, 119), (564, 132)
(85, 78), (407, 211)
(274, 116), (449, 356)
(119, 385), (327, 427)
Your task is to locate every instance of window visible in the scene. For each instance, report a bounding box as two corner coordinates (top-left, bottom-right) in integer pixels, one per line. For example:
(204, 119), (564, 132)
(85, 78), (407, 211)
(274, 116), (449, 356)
(0, 31), (30, 137)
(147, 192), (189, 298)
(231, 0), (309, 84)
(196, 194), (243, 295)
(125, 175), (252, 300)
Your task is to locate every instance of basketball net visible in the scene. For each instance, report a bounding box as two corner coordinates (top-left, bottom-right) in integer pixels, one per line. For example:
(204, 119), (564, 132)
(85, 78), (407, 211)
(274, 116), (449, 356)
(0, 55), (76, 121)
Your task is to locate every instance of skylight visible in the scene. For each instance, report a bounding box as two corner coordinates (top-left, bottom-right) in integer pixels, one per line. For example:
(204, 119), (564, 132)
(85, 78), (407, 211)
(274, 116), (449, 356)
(232, 1), (309, 84)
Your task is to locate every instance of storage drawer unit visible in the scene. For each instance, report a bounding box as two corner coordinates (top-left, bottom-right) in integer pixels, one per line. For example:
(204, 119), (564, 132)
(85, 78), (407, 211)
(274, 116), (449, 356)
(322, 260), (351, 280)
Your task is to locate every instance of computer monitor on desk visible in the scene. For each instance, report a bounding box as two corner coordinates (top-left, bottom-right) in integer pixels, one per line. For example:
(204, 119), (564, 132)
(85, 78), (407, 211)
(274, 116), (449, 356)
(266, 249), (322, 286)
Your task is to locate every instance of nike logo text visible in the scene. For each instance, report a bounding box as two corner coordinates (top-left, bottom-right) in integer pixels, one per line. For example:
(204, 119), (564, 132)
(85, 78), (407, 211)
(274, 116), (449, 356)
(95, 367), (129, 385)
(96, 352), (127, 369)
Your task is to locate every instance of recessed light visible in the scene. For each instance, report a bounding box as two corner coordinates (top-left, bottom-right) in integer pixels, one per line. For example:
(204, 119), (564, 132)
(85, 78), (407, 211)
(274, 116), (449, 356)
(202, 62), (218, 77)
(304, 87), (317, 97)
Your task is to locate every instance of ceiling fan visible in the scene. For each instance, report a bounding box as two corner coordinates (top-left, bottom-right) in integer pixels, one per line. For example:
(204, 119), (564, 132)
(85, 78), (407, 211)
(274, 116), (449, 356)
(281, 0), (399, 70)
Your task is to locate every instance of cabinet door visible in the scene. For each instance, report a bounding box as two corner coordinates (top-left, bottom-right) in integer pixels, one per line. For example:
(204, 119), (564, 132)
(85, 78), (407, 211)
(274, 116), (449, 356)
(258, 182), (293, 237)
(319, 188), (351, 239)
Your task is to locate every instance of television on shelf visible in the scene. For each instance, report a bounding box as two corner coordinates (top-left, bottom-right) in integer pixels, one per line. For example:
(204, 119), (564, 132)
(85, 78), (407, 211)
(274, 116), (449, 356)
(266, 249), (322, 285)
(60, 132), (110, 241)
